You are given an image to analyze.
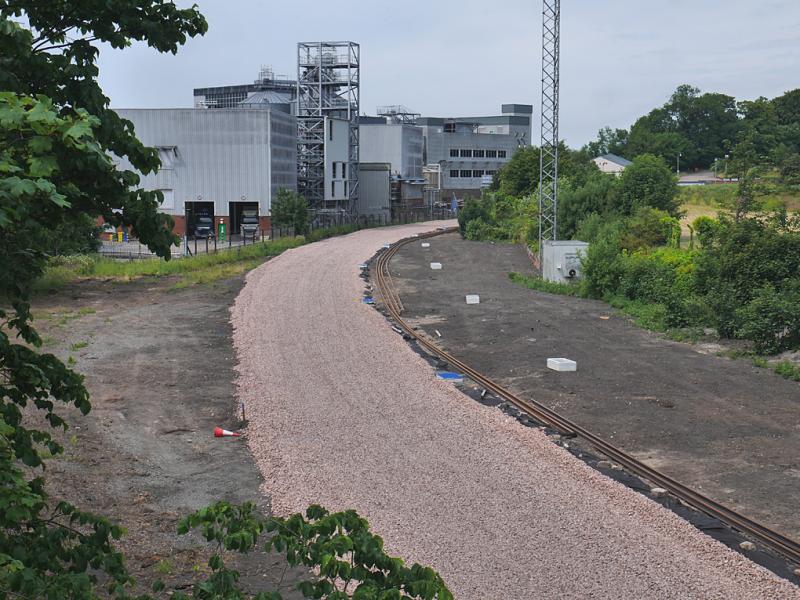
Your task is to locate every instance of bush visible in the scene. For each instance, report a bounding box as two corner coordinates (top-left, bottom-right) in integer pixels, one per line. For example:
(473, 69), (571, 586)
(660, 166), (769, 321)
(735, 281), (800, 354)
(617, 248), (703, 327)
(780, 154), (800, 185)
(557, 170), (618, 239)
(615, 154), (680, 216)
(271, 188), (309, 234)
(694, 215), (800, 337)
(691, 215), (720, 248)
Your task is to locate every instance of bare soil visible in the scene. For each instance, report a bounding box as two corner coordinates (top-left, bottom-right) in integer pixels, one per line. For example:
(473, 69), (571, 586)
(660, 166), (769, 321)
(390, 232), (800, 544)
(31, 275), (304, 597)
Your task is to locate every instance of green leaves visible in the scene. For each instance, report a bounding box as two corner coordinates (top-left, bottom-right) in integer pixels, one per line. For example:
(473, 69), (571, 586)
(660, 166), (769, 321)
(0, 4), (206, 598)
(176, 503), (453, 600)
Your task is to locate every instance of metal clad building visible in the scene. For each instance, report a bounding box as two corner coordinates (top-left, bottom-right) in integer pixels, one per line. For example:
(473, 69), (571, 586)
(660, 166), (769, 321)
(114, 108), (296, 236)
(418, 104), (533, 196)
(359, 122), (423, 179)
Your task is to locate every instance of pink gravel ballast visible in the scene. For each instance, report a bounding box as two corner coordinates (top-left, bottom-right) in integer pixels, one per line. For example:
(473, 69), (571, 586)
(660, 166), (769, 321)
(232, 222), (799, 599)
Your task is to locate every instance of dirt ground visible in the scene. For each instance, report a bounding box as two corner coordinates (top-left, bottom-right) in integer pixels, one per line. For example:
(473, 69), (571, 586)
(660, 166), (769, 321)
(30, 276), (305, 597)
(389, 232), (800, 543)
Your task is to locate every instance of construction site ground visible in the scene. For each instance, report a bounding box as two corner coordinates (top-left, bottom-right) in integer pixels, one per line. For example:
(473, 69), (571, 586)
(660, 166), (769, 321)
(389, 232), (800, 543)
(30, 276), (304, 598)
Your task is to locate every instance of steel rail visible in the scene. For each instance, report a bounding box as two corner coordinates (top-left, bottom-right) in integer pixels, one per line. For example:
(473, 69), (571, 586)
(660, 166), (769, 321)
(373, 228), (800, 567)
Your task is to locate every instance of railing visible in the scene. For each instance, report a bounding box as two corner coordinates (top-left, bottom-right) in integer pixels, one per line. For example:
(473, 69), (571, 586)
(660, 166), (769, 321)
(98, 209), (455, 260)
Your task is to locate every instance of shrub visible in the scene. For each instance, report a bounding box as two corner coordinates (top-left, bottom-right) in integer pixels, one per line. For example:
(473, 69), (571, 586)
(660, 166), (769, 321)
(271, 188), (309, 234)
(691, 215), (720, 248)
(734, 281), (800, 354)
(615, 154), (680, 216)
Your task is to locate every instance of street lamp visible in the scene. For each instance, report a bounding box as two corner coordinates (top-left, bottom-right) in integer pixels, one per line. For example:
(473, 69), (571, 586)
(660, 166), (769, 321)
(676, 153), (682, 176)
(724, 154), (729, 181)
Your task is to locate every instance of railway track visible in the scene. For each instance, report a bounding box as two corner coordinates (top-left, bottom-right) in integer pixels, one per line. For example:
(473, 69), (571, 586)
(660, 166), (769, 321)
(372, 227), (800, 571)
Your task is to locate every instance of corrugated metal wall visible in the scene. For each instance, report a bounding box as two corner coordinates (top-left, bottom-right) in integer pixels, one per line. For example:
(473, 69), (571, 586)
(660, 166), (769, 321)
(114, 108), (297, 217)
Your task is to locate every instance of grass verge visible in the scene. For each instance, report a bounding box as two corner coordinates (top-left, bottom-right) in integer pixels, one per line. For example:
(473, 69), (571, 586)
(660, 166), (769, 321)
(34, 236), (307, 292)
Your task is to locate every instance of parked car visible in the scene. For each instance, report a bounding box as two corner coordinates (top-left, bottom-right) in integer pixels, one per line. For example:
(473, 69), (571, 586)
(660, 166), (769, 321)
(194, 216), (214, 239)
(241, 210), (259, 237)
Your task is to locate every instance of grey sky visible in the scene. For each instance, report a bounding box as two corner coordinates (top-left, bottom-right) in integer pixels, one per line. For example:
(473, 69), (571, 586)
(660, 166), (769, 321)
(98, 0), (800, 146)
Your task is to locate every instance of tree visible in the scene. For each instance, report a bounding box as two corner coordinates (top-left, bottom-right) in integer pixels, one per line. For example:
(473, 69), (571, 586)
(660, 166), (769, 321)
(615, 154), (680, 216)
(271, 188), (309, 235)
(496, 145), (541, 197)
(583, 126), (629, 159)
(1, 3), (206, 597)
(557, 169), (618, 239)
(780, 154), (800, 185)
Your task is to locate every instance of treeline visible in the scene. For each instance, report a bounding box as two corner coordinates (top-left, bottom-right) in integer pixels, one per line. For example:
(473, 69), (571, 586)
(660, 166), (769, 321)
(585, 84), (800, 172)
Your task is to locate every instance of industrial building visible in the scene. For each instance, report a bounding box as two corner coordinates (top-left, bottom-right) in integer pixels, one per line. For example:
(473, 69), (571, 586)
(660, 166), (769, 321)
(417, 104), (533, 196)
(296, 41), (360, 213)
(114, 108), (296, 236)
(193, 66), (296, 110)
(359, 108), (426, 218)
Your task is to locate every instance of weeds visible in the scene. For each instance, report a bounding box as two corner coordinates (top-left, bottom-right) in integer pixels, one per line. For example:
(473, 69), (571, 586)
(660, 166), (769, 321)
(508, 272), (580, 296)
(70, 341), (88, 350)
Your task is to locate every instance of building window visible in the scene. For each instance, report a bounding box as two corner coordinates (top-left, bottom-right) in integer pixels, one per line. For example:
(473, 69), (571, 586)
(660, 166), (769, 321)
(460, 169), (472, 178)
(449, 149), (459, 158)
(486, 150), (497, 158)
(473, 170), (484, 177)
(460, 149), (472, 158)
(331, 181), (336, 196)
(486, 170), (497, 176)
(498, 150), (507, 158)
(473, 149), (485, 158)
(332, 162), (337, 178)
(444, 122), (456, 133)
(450, 169), (460, 178)
(344, 181), (348, 196)
(341, 163), (347, 179)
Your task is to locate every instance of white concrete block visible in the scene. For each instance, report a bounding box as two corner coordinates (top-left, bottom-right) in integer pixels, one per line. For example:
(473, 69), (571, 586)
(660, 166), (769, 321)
(466, 294), (480, 305)
(421, 242), (431, 248)
(547, 358), (577, 372)
(430, 262), (442, 270)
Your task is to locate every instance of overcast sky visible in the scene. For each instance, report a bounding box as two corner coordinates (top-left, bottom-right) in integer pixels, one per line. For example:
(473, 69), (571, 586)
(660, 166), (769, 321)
(97, 0), (800, 146)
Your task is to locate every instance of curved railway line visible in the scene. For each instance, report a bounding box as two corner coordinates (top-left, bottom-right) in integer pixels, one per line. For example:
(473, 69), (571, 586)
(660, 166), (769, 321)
(373, 227), (800, 573)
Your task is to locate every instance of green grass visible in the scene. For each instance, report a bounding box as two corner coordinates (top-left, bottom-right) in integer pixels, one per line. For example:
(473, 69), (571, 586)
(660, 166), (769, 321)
(718, 350), (800, 382)
(34, 236), (306, 292)
(70, 341), (88, 350)
(508, 272), (580, 296)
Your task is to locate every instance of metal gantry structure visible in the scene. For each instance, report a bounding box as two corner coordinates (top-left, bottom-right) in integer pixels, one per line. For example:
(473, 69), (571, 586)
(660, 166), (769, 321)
(297, 41), (360, 213)
(538, 0), (561, 251)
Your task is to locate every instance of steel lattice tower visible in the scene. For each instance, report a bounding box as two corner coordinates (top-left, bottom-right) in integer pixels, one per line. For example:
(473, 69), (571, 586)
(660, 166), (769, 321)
(297, 42), (360, 213)
(538, 0), (560, 250)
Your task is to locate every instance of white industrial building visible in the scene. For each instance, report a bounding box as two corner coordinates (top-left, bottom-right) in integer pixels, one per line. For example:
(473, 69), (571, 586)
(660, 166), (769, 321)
(593, 153), (632, 176)
(113, 108), (296, 236)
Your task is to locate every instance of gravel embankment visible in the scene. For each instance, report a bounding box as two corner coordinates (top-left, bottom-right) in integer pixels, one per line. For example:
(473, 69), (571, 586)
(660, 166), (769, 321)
(232, 222), (799, 599)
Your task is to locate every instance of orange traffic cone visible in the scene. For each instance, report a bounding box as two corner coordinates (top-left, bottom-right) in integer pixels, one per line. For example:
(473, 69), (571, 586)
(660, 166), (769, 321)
(214, 427), (240, 438)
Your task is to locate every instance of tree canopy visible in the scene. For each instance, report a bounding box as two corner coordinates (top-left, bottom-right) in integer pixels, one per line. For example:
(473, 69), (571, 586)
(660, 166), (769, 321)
(1, 3), (206, 597)
(585, 84), (800, 170)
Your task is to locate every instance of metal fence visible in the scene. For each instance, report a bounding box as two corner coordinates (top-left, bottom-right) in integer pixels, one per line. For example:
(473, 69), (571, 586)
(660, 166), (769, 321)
(98, 208), (455, 260)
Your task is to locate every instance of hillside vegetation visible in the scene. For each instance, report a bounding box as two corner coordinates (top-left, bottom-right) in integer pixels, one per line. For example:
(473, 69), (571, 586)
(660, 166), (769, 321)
(461, 85), (800, 363)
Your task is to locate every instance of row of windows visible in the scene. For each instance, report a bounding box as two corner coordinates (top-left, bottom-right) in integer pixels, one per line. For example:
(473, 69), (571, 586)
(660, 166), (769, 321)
(449, 169), (497, 178)
(331, 162), (347, 179)
(449, 149), (507, 159)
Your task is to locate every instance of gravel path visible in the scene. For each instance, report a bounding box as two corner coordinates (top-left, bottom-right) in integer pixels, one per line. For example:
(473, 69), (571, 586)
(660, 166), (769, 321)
(232, 223), (799, 599)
